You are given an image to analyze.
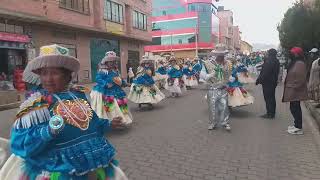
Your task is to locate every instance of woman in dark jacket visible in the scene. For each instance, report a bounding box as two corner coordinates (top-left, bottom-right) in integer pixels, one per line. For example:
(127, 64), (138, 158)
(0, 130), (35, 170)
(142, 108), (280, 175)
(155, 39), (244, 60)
(283, 47), (309, 135)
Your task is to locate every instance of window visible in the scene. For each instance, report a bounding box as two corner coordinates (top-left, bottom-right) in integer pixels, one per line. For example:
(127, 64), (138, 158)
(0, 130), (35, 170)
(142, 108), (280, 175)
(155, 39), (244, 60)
(152, 37), (161, 45)
(178, 39), (182, 44)
(153, 18), (197, 31)
(0, 20), (25, 34)
(133, 10), (147, 30)
(59, 0), (90, 14)
(14, 25), (24, 34)
(162, 11), (167, 15)
(104, 0), (123, 23)
(6, 24), (15, 33)
(0, 22), (6, 32)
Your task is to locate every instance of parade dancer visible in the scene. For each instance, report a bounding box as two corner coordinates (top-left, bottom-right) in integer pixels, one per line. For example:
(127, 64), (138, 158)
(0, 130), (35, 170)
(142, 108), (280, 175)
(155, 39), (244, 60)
(165, 56), (186, 97)
(0, 44), (128, 180)
(90, 51), (133, 126)
(236, 63), (255, 84)
(227, 62), (255, 107)
(206, 45), (231, 131)
(182, 58), (198, 89)
(155, 60), (168, 89)
(128, 56), (165, 109)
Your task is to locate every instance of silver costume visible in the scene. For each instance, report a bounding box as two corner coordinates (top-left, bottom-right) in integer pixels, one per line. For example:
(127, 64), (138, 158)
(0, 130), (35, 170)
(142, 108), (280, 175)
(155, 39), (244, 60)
(207, 85), (230, 127)
(204, 59), (231, 128)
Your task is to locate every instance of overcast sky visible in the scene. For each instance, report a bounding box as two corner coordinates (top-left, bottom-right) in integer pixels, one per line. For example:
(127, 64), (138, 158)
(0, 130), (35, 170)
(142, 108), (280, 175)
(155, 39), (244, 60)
(216, 0), (296, 45)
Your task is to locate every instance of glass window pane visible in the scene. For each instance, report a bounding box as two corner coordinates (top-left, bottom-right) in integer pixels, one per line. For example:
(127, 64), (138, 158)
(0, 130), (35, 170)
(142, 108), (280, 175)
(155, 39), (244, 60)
(66, 0), (72, 8)
(143, 14), (147, 30)
(14, 25), (24, 34)
(133, 11), (138, 28)
(139, 13), (143, 29)
(84, 0), (89, 13)
(0, 23), (5, 32)
(106, 1), (111, 20)
(112, 2), (118, 22)
(79, 0), (84, 13)
(119, 5), (123, 23)
(6, 24), (15, 33)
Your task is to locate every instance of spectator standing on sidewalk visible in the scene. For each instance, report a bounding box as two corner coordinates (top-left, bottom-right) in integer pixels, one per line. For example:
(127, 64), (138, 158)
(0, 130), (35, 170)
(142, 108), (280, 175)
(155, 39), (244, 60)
(256, 49), (280, 119)
(283, 47), (309, 135)
(308, 48), (320, 108)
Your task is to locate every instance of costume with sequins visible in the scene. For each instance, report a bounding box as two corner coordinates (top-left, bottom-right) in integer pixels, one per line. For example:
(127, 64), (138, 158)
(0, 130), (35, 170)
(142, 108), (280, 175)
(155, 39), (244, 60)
(90, 70), (133, 125)
(8, 86), (126, 180)
(165, 65), (186, 94)
(128, 67), (165, 104)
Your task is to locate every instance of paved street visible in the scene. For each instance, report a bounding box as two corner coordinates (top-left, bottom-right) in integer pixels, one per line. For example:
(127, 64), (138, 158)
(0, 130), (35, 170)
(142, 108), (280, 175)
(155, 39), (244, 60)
(1, 85), (320, 179)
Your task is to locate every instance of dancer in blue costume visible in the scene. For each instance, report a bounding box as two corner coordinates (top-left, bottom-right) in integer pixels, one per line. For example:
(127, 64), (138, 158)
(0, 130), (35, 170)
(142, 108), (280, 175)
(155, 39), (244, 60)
(226, 60), (254, 107)
(128, 56), (165, 109)
(0, 45), (128, 180)
(182, 58), (198, 89)
(165, 56), (186, 97)
(235, 62), (255, 84)
(90, 51), (133, 126)
(154, 60), (168, 89)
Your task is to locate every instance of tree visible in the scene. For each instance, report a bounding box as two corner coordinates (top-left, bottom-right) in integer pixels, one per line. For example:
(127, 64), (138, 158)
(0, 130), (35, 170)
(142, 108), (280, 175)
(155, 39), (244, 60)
(277, 0), (320, 53)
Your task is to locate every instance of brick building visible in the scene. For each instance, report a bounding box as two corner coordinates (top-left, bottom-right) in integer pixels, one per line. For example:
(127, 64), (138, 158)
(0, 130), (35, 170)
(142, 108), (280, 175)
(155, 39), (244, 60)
(0, 0), (152, 85)
(144, 0), (220, 59)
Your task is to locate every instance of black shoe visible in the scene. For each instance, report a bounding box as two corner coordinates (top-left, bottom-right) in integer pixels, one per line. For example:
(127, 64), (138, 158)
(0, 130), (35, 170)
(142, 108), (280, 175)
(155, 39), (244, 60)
(260, 114), (274, 119)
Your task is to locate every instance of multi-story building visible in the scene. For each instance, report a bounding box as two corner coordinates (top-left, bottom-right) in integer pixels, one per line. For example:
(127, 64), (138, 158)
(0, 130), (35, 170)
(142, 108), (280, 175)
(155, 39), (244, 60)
(0, 0), (151, 85)
(217, 6), (242, 53)
(144, 0), (220, 59)
(233, 26), (241, 52)
(217, 6), (233, 50)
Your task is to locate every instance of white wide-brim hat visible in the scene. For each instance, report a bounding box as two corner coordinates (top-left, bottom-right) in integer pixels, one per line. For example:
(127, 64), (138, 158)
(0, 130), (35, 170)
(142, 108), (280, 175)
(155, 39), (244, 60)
(309, 48), (319, 53)
(100, 51), (120, 65)
(23, 44), (80, 85)
(210, 44), (228, 56)
(140, 55), (154, 64)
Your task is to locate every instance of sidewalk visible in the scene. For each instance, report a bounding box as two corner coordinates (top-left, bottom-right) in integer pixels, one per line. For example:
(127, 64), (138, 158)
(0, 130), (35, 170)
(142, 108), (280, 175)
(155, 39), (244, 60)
(0, 91), (23, 111)
(305, 100), (320, 131)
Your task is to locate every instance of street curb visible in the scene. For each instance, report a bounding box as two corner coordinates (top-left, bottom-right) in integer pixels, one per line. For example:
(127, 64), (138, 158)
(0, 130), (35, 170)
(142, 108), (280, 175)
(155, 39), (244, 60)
(303, 102), (320, 152)
(0, 102), (20, 111)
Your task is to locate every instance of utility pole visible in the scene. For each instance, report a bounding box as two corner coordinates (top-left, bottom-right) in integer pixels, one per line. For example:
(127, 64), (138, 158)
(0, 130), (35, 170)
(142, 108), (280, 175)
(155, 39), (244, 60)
(170, 33), (173, 55)
(195, 25), (198, 57)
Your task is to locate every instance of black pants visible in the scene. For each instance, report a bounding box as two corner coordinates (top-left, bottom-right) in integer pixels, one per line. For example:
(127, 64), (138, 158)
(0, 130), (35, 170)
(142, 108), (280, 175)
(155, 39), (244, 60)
(290, 101), (302, 129)
(262, 85), (276, 116)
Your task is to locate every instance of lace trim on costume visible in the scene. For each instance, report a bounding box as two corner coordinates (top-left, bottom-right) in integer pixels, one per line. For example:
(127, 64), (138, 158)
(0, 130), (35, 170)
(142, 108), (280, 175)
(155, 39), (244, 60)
(14, 92), (50, 129)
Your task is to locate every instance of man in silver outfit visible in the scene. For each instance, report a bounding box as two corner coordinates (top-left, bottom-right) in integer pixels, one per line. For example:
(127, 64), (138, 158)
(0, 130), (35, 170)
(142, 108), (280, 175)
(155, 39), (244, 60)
(205, 45), (231, 131)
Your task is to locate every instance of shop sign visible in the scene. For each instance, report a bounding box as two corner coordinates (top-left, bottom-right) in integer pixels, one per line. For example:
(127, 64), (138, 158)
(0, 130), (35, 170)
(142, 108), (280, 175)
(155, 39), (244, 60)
(0, 32), (30, 43)
(105, 22), (124, 35)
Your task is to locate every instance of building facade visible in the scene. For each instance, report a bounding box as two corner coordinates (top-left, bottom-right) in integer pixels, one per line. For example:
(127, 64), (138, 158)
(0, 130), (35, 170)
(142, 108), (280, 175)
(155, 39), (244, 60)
(144, 0), (220, 59)
(217, 6), (241, 53)
(240, 40), (253, 55)
(0, 0), (151, 86)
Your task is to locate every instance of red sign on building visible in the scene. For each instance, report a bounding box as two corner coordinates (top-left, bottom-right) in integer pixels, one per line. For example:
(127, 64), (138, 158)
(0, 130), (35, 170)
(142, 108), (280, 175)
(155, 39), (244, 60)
(0, 32), (30, 43)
